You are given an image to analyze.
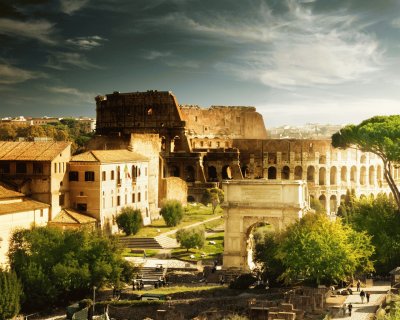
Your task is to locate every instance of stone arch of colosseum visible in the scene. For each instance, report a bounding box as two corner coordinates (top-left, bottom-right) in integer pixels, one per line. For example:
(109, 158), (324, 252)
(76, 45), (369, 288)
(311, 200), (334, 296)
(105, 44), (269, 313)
(221, 180), (309, 272)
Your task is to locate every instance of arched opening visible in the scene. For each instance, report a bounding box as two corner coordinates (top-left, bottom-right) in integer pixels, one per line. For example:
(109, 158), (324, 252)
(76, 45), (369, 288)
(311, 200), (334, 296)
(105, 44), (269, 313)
(185, 165), (195, 182)
(281, 166), (290, 180)
(294, 166), (302, 180)
(360, 154), (366, 164)
(222, 165), (232, 180)
(131, 165), (137, 181)
(208, 166), (218, 182)
(377, 165), (382, 183)
(187, 195), (195, 202)
(241, 165), (249, 178)
(360, 194), (366, 199)
(340, 194), (346, 203)
(360, 166), (367, 186)
(350, 166), (357, 183)
(369, 166), (375, 185)
(160, 136), (166, 151)
(268, 167), (277, 180)
(246, 222), (276, 271)
(171, 136), (181, 152)
(307, 166), (315, 182)
(341, 167), (347, 184)
(319, 155), (326, 164)
(170, 165), (180, 177)
(330, 167), (337, 185)
(369, 193), (375, 199)
(319, 194), (326, 210)
(330, 195), (337, 214)
(319, 167), (326, 185)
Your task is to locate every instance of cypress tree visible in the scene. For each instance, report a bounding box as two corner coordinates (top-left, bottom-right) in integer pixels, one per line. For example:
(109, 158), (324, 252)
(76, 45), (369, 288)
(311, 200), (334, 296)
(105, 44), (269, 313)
(0, 269), (23, 320)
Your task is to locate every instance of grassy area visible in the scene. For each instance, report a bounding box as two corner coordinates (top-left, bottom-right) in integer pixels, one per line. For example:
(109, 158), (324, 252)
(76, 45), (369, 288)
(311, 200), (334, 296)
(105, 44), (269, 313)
(122, 248), (159, 257)
(171, 231), (224, 261)
(128, 203), (223, 238)
(134, 285), (224, 295)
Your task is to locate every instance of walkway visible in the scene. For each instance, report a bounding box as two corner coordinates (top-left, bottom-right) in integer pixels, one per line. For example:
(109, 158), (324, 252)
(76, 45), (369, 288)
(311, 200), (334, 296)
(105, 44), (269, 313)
(125, 256), (198, 269)
(333, 281), (390, 319)
(160, 215), (223, 236)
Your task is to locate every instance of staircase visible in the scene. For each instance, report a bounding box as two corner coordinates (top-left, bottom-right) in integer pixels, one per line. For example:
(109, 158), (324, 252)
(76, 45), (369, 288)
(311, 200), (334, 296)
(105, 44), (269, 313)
(138, 266), (167, 285)
(119, 235), (179, 249)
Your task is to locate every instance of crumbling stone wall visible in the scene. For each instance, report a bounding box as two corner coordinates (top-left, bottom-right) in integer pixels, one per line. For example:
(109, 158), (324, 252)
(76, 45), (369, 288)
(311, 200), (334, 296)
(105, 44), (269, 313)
(159, 177), (188, 206)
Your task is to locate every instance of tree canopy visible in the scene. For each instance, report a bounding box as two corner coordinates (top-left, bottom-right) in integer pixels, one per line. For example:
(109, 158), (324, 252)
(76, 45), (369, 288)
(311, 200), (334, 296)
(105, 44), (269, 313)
(8, 227), (132, 310)
(116, 207), (143, 235)
(0, 269), (22, 320)
(160, 200), (184, 227)
(201, 187), (224, 213)
(332, 115), (400, 209)
(276, 213), (374, 285)
(176, 227), (205, 252)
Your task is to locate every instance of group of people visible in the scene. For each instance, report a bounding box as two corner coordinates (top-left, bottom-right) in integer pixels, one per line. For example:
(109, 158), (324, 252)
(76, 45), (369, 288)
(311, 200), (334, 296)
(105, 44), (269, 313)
(342, 280), (372, 316)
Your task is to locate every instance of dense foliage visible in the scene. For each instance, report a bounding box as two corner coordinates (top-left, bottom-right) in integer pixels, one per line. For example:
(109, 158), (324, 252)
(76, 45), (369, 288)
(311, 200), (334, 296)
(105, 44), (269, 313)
(310, 198), (326, 214)
(116, 207), (143, 236)
(338, 193), (400, 274)
(8, 227), (133, 310)
(0, 270), (23, 320)
(176, 227), (205, 252)
(201, 188), (224, 213)
(160, 200), (184, 227)
(332, 115), (400, 210)
(0, 118), (94, 154)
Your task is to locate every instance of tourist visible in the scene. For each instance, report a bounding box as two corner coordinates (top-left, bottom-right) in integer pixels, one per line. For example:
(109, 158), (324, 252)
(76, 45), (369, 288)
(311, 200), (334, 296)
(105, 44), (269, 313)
(348, 303), (353, 316)
(357, 279), (361, 292)
(342, 303), (346, 316)
(366, 291), (370, 303)
(360, 290), (366, 303)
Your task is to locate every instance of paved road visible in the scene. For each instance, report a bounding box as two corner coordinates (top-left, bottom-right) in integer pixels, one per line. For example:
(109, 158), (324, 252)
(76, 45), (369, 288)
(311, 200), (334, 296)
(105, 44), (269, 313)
(333, 282), (390, 319)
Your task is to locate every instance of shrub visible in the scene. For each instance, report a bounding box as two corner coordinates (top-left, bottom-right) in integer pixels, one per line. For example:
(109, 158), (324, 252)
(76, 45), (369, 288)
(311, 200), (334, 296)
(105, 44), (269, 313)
(160, 200), (184, 227)
(116, 207), (143, 235)
(201, 188), (224, 213)
(176, 227), (205, 252)
(229, 273), (257, 290)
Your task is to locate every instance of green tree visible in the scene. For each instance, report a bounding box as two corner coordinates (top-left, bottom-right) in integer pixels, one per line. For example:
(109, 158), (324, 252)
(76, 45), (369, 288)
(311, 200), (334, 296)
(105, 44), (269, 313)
(201, 188), (224, 213)
(0, 269), (23, 320)
(116, 207), (143, 236)
(0, 123), (17, 140)
(160, 200), (184, 227)
(277, 213), (374, 285)
(176, 227), (205, 252)
(344, 194), (400, 274)
(8, 227), (128, 310)
(332, 115), (400, 210)
(310, 198), (326, 214)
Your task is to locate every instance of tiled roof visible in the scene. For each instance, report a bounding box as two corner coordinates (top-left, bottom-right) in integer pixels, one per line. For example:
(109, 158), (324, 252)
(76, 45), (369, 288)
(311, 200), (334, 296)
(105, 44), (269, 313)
(50, 209), (97, 225)
(71, 150), (148, 163)
(0, 141), (70, 161)
(0, 199), (49, 215)
(0, 185), (23, 199)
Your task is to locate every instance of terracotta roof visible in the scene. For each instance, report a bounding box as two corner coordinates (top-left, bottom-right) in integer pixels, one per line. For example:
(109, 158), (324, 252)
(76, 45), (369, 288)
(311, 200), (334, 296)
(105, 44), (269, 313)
(50, 209), (97, 225)
(0, 185), (24, 199)
(0, 141), (71, 161)
(0, 199), (49, 215)
(71, 150), (148, 163)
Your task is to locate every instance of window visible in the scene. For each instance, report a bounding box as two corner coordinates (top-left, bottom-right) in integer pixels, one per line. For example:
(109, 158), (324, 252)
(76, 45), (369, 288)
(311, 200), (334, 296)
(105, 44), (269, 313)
(33, 163), (43, 174)
(69, 171), (79, 181)
(145, 167), (148, 176)
(145, 191), (147, 201)
(77, 203), (87, 211)
(59, 194), (65, 206)
(40, 209), (44, 218)
(111, 170), (115, 180)
(0, 162), (10, 174)
(58, 163), (61, 173)
(16, 162), (27, 174)
(117, 196), (120, 206)
(103, 198), (106, 209)
(132, 193), (136, 203)
(54, 162), (57, 173)
(125, 194), (128, 204)
(138, 192), (141, 202)
(85, 171), (95, 181)
(102, 171), (106, 181)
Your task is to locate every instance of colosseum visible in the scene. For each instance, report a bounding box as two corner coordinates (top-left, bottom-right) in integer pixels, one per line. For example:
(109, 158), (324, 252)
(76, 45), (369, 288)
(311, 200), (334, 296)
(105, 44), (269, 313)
(93, 90), (397, 215)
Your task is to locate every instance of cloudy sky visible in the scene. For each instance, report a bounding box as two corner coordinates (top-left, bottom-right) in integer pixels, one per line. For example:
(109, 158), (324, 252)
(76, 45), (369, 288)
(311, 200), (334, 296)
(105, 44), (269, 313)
(1, 0), (400, 127)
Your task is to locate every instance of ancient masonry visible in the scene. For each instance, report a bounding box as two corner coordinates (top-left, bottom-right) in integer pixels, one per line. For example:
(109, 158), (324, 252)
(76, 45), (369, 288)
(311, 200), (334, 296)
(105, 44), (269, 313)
(92, 90), (397, 215)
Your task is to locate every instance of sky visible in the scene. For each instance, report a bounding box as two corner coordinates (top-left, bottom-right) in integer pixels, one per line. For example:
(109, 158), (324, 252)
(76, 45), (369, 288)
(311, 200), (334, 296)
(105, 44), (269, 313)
(1, 0), (400, 127)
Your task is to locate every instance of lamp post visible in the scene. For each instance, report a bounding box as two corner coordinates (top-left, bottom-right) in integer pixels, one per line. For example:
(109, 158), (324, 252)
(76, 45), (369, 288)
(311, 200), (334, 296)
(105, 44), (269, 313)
(93, 286), (97, 316)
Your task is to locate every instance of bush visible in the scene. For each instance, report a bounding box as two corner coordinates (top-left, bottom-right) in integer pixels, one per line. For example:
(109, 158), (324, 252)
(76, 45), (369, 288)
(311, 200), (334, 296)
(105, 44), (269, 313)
(160, 200), (184, 227)
(229, 273), (257, 290)
(176, 227), (205, 252)
(0, 269), (23, 320)
(201, 188), (224, 213)
(116, 207), (143, 235)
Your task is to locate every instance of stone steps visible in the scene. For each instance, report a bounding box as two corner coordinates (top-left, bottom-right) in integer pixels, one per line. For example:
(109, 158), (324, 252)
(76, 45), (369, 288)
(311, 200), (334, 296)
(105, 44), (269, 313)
(118, 235), (179, 249)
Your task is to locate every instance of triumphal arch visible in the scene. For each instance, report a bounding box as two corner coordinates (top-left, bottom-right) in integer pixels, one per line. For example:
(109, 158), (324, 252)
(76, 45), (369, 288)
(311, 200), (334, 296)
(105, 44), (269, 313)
(222, 179), (309, 271)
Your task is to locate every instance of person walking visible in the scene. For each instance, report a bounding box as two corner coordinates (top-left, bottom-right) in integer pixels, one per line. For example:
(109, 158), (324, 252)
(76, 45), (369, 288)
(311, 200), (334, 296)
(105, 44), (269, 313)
(348, 303), (353, 316)
(360, 290), (366, 303)
(366, 291), (370, 303)
(357, 279), (361, 292)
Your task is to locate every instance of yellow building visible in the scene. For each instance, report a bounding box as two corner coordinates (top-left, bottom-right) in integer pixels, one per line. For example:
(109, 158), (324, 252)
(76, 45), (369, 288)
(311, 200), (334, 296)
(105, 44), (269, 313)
(68, 150), (150, 233)
(0, 141), (71, 219)
(0, 185), (49, 266)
